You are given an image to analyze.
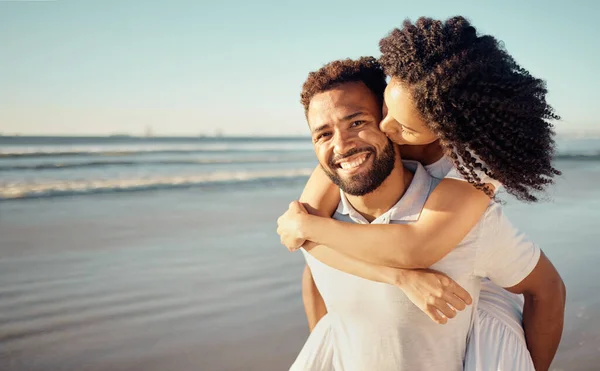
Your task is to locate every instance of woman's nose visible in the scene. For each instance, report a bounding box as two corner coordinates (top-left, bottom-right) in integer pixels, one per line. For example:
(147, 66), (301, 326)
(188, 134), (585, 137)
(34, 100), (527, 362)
(379, 116), (399, 135)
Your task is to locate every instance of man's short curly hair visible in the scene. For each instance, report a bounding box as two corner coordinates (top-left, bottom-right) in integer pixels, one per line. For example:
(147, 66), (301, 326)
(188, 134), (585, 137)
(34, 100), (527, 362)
(379, 16), (560, 202)
(300, 57), (387, 116)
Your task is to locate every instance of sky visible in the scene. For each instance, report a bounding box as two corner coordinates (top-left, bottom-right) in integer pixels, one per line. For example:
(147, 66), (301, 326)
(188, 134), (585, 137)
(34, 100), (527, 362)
(1, 0), (598, 136)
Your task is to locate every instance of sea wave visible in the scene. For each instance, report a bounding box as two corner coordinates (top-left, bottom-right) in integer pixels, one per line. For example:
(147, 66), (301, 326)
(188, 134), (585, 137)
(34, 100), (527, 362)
(555, 153), (600, 161)
(0, 143), (313, 158)
(0, 169), (313, 200)
(1, 152), (597, 171)
(2, 147), (599, 160)
(0, 156), (315, 171)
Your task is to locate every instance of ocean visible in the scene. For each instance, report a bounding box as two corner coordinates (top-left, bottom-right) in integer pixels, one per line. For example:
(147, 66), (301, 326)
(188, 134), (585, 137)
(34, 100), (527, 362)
(1, 136), (599, 371)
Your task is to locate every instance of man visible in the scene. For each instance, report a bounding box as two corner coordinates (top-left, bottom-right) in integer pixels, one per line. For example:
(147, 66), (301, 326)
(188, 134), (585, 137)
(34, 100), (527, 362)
(286, 58), (565, 371)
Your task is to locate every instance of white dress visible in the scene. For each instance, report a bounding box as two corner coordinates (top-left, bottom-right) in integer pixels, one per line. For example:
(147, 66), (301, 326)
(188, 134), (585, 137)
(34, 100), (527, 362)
(427, 156), (535, 371)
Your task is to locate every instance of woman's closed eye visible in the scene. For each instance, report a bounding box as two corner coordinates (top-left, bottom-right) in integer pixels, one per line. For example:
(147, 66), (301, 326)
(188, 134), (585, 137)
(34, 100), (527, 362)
(401, 125), (416, 135)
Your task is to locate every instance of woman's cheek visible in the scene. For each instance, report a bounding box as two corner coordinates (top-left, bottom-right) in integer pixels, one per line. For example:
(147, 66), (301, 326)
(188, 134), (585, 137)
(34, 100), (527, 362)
(387, 132), (409, 145)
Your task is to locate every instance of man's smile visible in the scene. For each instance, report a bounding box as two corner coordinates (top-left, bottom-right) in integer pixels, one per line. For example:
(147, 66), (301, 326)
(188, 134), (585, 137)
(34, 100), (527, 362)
(334, 152), (373, 174)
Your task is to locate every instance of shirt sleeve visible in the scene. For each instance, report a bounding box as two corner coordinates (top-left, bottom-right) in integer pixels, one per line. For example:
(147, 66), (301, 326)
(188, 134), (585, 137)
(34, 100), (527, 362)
(473, 204), (541, 288)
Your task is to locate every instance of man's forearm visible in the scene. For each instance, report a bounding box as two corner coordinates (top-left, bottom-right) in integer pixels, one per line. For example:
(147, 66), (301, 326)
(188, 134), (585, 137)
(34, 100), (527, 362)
(302, 265), (327, 332)
(522, 284), (566, 371)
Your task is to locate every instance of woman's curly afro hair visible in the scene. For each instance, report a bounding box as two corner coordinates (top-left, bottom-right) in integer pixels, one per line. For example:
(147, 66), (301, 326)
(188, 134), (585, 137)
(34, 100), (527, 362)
(379, 16), (560, 201)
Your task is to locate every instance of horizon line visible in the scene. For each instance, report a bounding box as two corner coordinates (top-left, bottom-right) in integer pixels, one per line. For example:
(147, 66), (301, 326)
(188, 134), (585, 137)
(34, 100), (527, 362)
(0, 134), (312, 139)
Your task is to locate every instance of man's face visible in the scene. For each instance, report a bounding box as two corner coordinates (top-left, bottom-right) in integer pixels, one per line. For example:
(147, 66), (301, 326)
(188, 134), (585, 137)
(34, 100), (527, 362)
(307, 81), (396, 196)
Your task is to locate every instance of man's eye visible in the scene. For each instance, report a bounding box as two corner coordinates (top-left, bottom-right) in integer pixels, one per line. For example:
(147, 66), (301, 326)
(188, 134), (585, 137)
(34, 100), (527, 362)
(351, 120), (365, 127)
(316, 132), (331, 141)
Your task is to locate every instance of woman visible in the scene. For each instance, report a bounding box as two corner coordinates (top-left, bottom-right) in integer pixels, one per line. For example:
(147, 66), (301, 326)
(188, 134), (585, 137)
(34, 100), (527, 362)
(278, 16), (561, 371)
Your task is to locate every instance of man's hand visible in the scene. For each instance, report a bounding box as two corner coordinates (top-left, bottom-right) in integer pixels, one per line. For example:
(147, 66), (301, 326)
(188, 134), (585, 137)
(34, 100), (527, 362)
(277, 201), (309, 251)
(391, 268), (473, 324)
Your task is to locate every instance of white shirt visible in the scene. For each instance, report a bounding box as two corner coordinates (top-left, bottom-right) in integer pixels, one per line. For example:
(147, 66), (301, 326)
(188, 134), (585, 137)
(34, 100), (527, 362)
(300, 160), (540, 371)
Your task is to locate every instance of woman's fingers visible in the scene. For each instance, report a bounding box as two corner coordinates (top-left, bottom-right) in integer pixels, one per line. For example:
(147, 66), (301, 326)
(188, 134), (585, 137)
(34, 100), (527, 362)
(448, 280), (473, 305)
(277, 215), (299, 250)
(442, 291), (467, 312)
(398, 270), (473, 325)
(432, 284), (473, 324)
(277, 228), (304, 251)
(426, 296), (456, 321)
(425, 304), (448, 324)
(435, 297), (457, 319)
(436, 274), (472, 309)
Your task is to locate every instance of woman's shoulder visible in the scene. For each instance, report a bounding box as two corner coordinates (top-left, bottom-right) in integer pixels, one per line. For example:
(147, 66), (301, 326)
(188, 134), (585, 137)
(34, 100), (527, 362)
(425, 155), (502, 191)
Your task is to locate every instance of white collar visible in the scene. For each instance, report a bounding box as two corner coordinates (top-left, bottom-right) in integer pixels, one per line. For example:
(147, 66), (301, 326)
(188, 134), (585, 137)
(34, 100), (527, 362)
(336, 160), (433, 223)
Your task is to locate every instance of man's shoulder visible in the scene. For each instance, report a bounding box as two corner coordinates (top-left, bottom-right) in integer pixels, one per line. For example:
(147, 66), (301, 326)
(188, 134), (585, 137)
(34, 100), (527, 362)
(473, 201), (523, 247)
(479, 201), (506, 227)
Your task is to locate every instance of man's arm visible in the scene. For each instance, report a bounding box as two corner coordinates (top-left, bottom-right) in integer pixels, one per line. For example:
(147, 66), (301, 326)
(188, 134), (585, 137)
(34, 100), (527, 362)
(302, 265), (327, 332)
(505, 251), (566, 371)
(477, 205), (566, 371)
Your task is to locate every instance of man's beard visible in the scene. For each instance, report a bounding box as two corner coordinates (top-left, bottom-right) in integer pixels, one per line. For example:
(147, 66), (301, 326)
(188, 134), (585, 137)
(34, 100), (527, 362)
(321, 140), (396, 196)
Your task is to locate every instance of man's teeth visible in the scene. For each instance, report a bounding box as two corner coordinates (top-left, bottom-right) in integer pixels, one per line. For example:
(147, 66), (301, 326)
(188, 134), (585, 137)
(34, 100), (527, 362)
(339, 154), (368, 169)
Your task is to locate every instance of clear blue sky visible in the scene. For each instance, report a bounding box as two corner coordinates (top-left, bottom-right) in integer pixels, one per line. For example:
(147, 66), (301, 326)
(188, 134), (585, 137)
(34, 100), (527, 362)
(1, 0), (598, 136)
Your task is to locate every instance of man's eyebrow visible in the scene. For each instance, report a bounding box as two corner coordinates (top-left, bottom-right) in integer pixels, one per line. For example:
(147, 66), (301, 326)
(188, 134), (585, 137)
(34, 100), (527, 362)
(311, 112), (368, 134)
(341, 112), (367, 122)
(312, 123), (330, 134)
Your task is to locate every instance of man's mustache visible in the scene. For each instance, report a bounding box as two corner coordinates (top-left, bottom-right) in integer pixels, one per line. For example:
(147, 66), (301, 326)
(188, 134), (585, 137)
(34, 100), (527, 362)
(328, 147), (375, 168)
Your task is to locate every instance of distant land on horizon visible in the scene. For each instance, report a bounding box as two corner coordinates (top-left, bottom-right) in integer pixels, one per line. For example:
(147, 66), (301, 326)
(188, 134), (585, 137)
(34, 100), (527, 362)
(0, 134), (313, 141)
(1, 132), (600, 140)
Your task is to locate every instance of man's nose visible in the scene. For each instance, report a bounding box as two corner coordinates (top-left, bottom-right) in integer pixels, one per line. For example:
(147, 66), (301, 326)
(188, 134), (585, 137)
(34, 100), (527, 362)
(379, 115), (399, 136)
(332, 130), (356, 156)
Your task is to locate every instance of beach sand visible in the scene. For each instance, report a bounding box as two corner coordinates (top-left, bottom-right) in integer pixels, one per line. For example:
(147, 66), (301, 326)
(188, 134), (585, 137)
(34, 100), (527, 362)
(1, 161), (599, 370)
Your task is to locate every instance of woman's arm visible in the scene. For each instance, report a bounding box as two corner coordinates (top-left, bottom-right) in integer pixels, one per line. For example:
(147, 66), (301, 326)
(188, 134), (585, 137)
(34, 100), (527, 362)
(304, 178), (491, 268)
(299, 165), (340, 218)
(279, 166), (492, 268)
(282, 168), (473, 324)
(301, 238), (472, 324)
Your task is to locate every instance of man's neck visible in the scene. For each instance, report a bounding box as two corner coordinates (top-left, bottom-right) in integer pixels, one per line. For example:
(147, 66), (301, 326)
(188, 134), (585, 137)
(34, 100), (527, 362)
(345, 154), (413, 223)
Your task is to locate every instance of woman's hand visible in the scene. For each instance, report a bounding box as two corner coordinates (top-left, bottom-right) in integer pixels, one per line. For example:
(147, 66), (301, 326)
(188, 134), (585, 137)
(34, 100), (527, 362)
(386, 268), (473, 324)
(277, 201), (309, 251)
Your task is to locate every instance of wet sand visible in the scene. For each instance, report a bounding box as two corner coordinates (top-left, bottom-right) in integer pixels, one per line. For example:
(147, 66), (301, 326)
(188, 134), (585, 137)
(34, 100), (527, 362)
(1, 162), (599, 371)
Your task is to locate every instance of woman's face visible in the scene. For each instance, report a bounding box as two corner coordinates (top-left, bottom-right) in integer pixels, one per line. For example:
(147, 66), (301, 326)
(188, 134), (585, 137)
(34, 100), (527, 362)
(380, 78), (438, 145)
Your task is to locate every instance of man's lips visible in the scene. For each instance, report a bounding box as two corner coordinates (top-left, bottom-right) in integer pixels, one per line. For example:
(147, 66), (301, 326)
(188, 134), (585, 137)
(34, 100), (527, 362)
(333, 152), (372, 170)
